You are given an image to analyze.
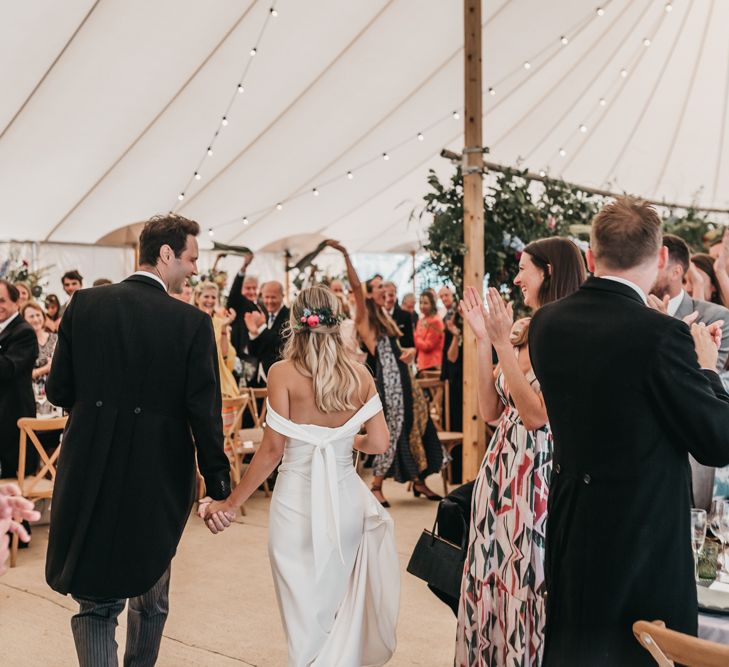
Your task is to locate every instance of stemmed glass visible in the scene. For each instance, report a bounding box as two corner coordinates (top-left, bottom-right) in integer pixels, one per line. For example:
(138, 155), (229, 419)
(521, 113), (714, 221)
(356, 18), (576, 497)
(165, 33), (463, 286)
(709, 499), (728, 579)
(692, 509), (708, 582)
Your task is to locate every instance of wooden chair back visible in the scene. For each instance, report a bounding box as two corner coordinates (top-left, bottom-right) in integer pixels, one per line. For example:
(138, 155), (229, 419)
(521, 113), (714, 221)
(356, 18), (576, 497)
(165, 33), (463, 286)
(416, 377), (450, 431)
(222, 397), (247, 484)
(241, 387), (268, 428)
(16, 416), (67, 500)
(633, 620), (729, 667)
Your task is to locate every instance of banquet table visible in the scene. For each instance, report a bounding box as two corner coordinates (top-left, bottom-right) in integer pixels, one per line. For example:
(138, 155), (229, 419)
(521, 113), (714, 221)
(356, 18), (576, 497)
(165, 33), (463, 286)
(698, 582), (729, 644)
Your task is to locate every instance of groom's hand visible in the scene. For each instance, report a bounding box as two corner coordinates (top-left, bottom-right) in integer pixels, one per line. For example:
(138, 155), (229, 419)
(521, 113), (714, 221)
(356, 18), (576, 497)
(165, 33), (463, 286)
(200, 499), (236, 535)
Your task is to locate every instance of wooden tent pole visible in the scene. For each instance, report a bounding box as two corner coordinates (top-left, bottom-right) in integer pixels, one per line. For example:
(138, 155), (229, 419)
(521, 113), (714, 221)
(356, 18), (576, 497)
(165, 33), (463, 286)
(462, 0), (486, 481)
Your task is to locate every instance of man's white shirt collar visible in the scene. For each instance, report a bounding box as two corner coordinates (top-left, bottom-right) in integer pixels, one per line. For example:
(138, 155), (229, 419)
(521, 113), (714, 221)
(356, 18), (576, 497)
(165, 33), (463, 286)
(132, 271), (167, 292)
(667, 289), (685, 317)
(0, 311), (19, 334)
(600, 276), (647, 304)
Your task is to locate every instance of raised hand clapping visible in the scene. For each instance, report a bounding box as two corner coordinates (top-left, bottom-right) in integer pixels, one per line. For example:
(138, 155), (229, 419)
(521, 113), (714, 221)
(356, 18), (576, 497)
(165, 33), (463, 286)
(460, 286), (489, 342)
(483, 288), (515, 350)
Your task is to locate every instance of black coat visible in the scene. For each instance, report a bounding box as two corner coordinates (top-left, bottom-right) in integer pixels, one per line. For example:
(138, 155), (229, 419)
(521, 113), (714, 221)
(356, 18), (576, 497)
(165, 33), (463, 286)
(46, 275), (231, 599)
(0, 315), (38, 478)
(248, 306), (289, 380)
(391, 304), (415, 349)
(529, 277), (729, 666)
(227, 270), (262, 358)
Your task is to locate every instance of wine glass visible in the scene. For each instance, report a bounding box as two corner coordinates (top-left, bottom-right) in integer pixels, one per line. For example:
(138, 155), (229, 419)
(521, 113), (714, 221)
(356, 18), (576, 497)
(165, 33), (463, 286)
(719, 500), (729, 580)
(692, 509), (708, 582)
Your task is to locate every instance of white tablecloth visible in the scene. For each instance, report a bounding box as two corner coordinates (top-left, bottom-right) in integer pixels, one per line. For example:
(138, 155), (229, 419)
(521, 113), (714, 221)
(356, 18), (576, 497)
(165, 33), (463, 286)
(699, 612), (729, 644)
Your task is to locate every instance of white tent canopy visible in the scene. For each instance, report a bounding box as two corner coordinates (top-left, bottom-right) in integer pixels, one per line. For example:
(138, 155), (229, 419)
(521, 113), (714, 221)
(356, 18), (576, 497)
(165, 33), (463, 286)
(2, 0), (728, 255)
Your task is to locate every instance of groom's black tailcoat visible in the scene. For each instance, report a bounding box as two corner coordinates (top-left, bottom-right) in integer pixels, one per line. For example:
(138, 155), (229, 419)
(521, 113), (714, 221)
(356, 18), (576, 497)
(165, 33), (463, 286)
(46, 275), (231, 599)
(529, 277), (729, 666)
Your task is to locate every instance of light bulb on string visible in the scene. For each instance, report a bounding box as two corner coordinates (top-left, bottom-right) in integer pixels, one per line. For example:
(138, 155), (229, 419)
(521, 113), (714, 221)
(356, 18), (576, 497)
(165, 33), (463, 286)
(559, 148), (567, 157)
(579, 124), (587, 133)
(237, 84), (244, 93)
(539, 170), (546, 177)
(599, 98), (606, 106)
(276, 203), (283, 211)
(417, 132), (424, 141)
(242, 216), (249, 225)
(347, 171), (354, 180)
(665, 3), (673, 12)
(270, 7), (278, 16)
(194, 172), (201, 181)
(382, 152), (390, 161)
(250, 47), (257, 56)
(596, 7), (605, 16)
(221, 116), (229, 126)
(452, 111), (460, 120)
(312, 188), (319, 197)
(560, 36), (569, 45)
(620, 68), (628, 78)
(523, 61), (531, 70)
(178, 192), (185, 201)
(488, 87), (496, 96)
(208, 228), (214, 237)
(643, 38), (651, 47)
(207, 147), (214, 156)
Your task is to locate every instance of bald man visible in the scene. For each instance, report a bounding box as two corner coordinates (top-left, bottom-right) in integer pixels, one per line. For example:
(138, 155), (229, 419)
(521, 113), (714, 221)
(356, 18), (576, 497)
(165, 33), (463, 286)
(245, 281), (289, 384)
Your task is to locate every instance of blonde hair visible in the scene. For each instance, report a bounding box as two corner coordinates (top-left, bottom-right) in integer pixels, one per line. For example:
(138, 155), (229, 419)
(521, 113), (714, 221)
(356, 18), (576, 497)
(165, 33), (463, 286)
(283, 286), (363, 413)
(193, 281), (219, 307)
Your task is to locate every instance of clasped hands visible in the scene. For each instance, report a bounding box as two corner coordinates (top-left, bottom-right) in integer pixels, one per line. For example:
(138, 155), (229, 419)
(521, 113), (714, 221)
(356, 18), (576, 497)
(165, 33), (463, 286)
(197, 496), (236, 535)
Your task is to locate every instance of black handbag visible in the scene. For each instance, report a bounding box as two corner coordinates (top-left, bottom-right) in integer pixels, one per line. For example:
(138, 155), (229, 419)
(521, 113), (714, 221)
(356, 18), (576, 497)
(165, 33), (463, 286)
(406, 514), (466, 599)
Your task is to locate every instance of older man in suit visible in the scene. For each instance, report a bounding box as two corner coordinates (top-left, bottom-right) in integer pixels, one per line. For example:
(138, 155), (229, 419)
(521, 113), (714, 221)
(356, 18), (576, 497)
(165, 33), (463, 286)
(46, 214), (233, 666)
(0, 280), (38, 479)
(245, 280), (289, 385)
(529, 197), (729, 666)
(650, 233), (729, 508)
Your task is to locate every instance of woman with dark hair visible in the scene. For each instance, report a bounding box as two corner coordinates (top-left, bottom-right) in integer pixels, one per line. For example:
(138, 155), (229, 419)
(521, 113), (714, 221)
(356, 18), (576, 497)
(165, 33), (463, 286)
(325, 240), (443, 507)
(44, 294), (61, 332)
(455, 237), (586, 667)
(689, 252), (723, 305)
(414, 290), (445, 374)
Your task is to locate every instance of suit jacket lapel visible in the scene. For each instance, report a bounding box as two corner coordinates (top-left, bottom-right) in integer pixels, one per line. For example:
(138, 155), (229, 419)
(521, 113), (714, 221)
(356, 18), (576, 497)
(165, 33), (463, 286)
(0, 315), (21, 347)
(674, 292), (694, 320)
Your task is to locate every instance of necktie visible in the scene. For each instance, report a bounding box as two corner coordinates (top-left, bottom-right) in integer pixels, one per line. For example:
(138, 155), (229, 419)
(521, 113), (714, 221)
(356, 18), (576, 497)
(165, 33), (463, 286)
(268, 313), (275, 328)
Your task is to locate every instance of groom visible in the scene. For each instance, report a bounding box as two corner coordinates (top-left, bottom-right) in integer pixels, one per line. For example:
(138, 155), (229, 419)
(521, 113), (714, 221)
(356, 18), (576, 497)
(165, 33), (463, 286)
(529, 197), (729, 665)
(46, 214), (233, 666)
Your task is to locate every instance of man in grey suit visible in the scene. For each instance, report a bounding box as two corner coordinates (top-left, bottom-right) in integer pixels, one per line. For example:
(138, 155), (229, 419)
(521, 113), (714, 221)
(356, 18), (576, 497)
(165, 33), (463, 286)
(651, 233), (729, 508)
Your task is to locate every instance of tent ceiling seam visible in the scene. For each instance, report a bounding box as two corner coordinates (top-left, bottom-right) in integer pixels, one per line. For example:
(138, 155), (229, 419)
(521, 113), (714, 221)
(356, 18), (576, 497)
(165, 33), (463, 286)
(603, 0), (692, 188)
(0, 0), (101, 145)
(43, 0), (259, 242)
(223, 0), (515, 244)
(176, 0), (399, 213)
(560, 0), (670, 174)
(652, 0), (715, 197)
(711, 13), (729, 204)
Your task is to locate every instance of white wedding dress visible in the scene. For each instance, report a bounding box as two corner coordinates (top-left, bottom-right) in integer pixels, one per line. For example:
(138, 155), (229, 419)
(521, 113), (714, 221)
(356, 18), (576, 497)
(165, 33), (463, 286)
(266, 395), (400, 667)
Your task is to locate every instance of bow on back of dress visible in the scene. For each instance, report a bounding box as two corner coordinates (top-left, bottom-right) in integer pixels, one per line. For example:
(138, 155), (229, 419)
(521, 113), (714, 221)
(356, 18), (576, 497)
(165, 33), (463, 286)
(265, 394), (383, 580)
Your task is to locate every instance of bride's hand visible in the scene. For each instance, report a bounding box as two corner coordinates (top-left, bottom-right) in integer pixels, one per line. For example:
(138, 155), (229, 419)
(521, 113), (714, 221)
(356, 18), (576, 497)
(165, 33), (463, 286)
(201, 499), (236, 534)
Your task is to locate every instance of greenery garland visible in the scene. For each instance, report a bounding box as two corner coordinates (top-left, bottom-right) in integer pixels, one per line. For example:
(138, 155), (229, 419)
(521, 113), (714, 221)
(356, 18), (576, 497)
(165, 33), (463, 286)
(417, 166), (722, 309)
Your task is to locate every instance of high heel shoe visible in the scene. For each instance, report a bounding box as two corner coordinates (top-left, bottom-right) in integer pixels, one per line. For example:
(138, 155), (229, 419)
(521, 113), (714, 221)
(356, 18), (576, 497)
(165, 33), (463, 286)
(371, 484), (391, 508)
(412, 482), (442, 502)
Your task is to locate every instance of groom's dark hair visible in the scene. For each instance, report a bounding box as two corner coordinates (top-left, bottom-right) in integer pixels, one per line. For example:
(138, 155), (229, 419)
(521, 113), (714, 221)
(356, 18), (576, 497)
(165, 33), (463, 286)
(662, 234), (690, 275)
(138, 214), (200, 267)
(590, 196), (662, 271)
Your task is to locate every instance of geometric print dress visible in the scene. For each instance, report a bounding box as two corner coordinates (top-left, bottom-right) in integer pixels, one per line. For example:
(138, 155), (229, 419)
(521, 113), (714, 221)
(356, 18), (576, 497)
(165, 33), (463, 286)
(455, 366), (553, 667)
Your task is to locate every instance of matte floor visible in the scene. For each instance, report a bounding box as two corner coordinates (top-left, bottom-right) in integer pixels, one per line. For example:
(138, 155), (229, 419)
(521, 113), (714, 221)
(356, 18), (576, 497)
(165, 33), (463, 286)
(0, 472), (457, 666)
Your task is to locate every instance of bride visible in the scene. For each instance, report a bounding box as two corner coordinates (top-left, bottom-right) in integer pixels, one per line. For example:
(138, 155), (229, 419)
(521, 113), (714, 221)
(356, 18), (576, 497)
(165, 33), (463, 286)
(202, 285), (400, 666)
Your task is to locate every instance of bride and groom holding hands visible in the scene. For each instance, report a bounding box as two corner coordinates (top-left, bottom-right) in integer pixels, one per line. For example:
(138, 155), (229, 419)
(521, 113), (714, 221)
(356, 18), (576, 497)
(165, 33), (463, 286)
(44, 214), (399, 666)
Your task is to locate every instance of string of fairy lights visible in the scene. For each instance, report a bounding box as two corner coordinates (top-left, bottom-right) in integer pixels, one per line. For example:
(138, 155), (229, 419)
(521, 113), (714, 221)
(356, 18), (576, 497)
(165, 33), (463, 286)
(171, 1), (280, 211)
(171, 1), (672, 240)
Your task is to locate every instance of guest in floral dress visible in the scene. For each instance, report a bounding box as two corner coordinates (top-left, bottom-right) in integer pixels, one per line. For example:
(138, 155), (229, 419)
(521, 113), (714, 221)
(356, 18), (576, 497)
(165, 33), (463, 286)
(456, 238), (586, 666)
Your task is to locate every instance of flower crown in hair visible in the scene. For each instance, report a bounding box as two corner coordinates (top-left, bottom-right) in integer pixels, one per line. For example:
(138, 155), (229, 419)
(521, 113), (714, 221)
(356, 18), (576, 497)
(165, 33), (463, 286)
(294, 306), (344, 332)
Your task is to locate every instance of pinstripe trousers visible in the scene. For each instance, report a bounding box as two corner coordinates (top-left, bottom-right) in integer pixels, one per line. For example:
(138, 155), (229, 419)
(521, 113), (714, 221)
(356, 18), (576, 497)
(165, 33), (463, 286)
(71, 566), (171, 667)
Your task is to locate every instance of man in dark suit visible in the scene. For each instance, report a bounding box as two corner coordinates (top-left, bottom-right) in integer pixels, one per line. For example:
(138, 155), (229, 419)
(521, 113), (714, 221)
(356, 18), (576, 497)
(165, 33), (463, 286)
(226, 252), (263, 359)
(383, 281), (415, 348)
(245, 280), (289, 384)
(0, 280), (38, 479)
(650, 234), (729, 509)
(529, 197), (729, 666)
(46, 214), (233, 666)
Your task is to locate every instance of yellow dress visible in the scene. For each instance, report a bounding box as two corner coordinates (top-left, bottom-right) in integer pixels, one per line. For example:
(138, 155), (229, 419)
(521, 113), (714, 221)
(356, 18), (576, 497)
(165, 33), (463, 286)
(212, 315), (239, 398)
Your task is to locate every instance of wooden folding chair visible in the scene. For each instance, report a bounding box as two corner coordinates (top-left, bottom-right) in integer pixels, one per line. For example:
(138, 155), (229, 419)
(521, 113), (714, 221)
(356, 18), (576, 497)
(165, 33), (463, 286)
(8, 416), (67, 567)
(633, 619), (729, 667)
(416, 377), (463, 495)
